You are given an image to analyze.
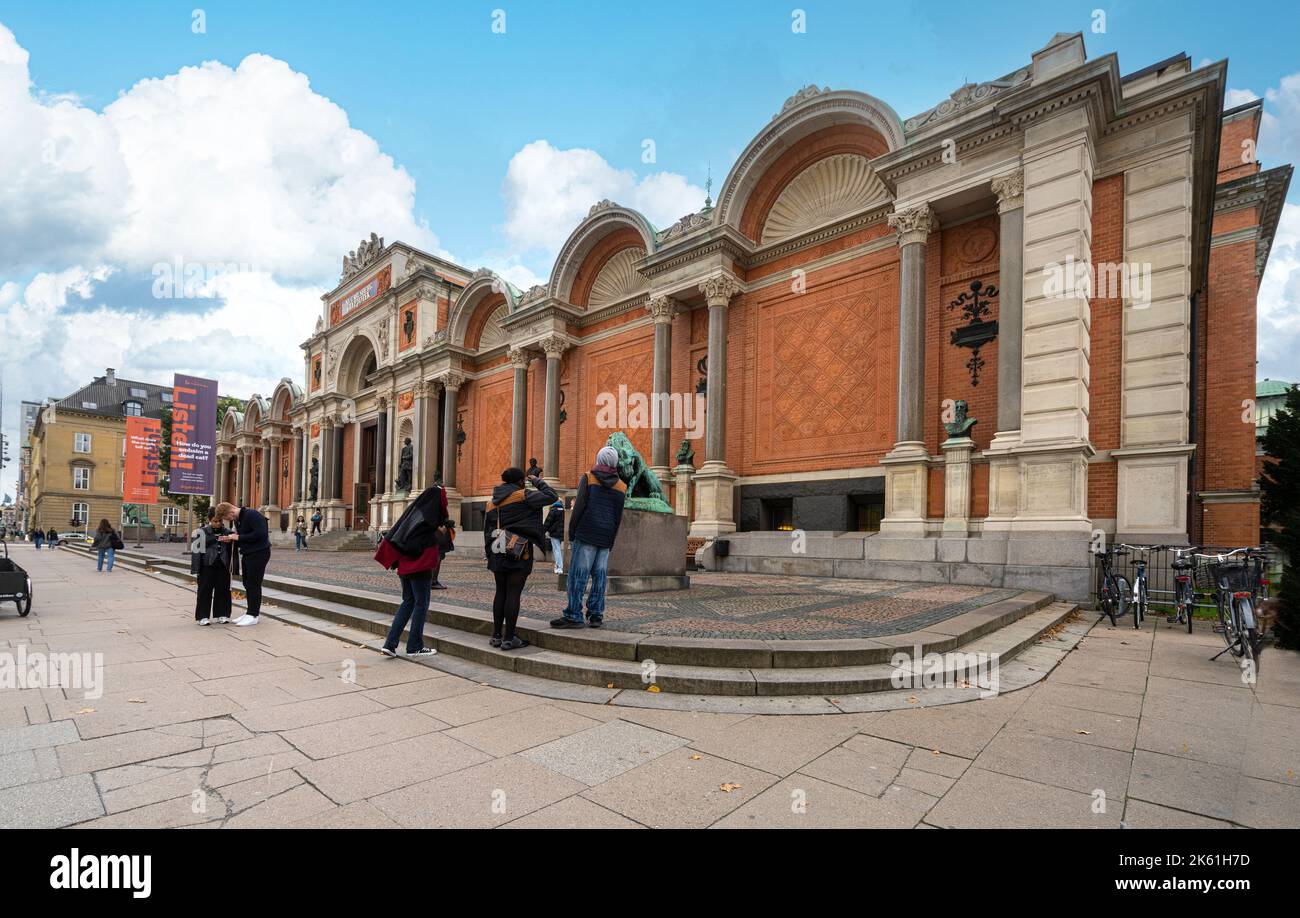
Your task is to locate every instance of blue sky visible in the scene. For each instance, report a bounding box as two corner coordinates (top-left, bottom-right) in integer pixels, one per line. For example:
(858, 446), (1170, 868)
(2, 0), (1299, 500)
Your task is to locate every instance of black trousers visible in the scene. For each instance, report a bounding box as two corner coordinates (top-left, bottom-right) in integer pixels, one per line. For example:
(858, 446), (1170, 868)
(240, 549), (270, 617)
(491, 569), (529, 640)
(196, 564), (232, 621)
(311, 520), (321, 534)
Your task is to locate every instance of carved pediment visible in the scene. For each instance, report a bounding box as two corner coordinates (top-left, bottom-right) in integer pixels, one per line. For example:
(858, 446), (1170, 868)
(904, 68), (1031, 133)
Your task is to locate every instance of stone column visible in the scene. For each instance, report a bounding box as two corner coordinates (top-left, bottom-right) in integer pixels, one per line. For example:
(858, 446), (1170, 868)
(411, 381), (425, 491)
(419, 381), (440, 488)
(689, 274), (742, 539)
(214, 452), (225, 505)
(268, 438), (281, 511)
(238, 448), (250, 507)
(319, 422), (333, 502)
(941, 436), (974, 536)
(508, 347), (531, 470)
(880, 203), (936, 536)
(985, 171), (1025, 534)
(375, 397), (388, 497)
(647, 295), (679, 484)
(440, 372), (465, 523)
(539, 337), (568, 490)
(292, 431), (304, 504)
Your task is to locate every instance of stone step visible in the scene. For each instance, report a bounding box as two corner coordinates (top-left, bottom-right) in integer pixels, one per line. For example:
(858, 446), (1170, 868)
(62, 543), (1076, 697)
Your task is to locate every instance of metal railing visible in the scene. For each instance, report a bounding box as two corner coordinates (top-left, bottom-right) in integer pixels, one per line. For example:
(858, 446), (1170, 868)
(1091, 544), (1279, 614)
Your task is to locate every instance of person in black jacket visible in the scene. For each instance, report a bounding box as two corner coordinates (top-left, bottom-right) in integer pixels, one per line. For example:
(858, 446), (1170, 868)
(552, 446), (626, 629)
(483, 468), (557, 650)
(191, 508), (234, 625)
(215, 501), (271, 626)
(543, 500), (565, 574)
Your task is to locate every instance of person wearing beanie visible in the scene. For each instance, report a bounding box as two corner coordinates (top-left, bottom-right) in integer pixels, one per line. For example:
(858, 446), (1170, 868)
(551, 445), (626, 629)
(483, 467), (558, 650)
(544, 499), (566, 574)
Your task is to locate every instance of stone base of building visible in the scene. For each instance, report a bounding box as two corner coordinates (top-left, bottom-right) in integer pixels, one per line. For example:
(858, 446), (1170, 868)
(696, 530), (1094, 603)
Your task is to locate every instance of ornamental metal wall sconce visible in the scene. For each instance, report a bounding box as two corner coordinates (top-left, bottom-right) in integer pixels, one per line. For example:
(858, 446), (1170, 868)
(558, 389), (567, 425)
(456, 411), (467, 460)
(695, 356), (708, 395)
(947, 279), (998, 387)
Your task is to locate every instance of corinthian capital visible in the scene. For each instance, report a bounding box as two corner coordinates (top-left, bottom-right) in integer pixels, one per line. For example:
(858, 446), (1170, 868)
(991, 169), (1025, 213)
(538, 335), (570, 359)
(439, 371), (466, 393)
(887, 204), (936, 247)
(698, 274), (743, 307)
(646, 295), (680, 324)
(507, 346), (533, 369)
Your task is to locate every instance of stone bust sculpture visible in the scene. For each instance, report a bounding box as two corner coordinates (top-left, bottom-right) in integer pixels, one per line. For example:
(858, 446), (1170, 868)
(943, 399), (977, 438)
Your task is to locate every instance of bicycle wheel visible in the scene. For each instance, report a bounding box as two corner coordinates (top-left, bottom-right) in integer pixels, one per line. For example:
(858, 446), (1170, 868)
(1217, 595), (1239, 656)
(1133, 581), (1146, 630)
(1183, 584), (1194, 634)
(1115, 579), (1129, 633)
(1236, 597), (1263, 672)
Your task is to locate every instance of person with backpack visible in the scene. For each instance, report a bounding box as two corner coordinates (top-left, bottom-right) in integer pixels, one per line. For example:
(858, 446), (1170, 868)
(544, 500), (565, 574)
(91, 519), (119, 573)
(293, 515), (308, 551)
(552, 446), (626, 629)
(191, 508), (234, 625)
(46, 526), (58, 549)
(310, 508), (322, 535)
(373, 483), (450, 657)
(214, 502), (271, 626)
(483, 468), (557, 650)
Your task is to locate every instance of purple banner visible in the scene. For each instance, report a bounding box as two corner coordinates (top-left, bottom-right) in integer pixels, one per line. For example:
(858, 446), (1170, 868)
(169, 374), (218, 495)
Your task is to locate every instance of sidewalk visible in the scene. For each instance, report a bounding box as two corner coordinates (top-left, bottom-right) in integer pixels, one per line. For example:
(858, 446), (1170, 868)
(1, 546), (1297, 828)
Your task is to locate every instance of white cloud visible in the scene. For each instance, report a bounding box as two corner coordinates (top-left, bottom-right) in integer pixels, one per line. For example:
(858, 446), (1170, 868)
(501, 139), (705, 256)
(1258, 202), (1300, 382)
(1225, 87), (1260, 109)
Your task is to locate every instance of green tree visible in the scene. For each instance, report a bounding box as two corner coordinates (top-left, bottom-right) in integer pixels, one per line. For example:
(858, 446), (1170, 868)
(159, 395), (244, 527)
(1260, 385), (1300, 650)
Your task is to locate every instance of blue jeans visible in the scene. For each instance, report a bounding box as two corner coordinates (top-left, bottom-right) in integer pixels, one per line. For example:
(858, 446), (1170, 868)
(294, 532), (306, 550)
(384, 570), (432, 653)
(563, 540), (610, 622)
(550, 537), (564, 571)
(34, 538), (43, 549)
(97, 548), (115, 572)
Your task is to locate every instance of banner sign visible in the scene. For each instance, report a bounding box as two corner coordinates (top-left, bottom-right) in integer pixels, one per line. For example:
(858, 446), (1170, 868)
(169, 374), (219, 495)
(124, 416), (163, 504)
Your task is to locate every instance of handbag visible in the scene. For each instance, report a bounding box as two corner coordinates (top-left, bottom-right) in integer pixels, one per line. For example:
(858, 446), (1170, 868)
(487, 491), (530, 562)
(111, 531), (125, 551)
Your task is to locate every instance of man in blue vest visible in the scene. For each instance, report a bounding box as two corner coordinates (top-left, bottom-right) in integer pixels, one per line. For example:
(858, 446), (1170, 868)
(551, 446), (626, 629)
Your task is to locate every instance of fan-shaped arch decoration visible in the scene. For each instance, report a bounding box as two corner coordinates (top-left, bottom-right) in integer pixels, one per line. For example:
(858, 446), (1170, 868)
(477, 304), (510, 350)
(587, 247), (648, 308)
(760, 153), (889, 244)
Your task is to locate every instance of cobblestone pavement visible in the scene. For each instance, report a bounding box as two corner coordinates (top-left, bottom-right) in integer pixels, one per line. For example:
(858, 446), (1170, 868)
(2, 546), (1298, 828)
(266, 551), (1020, 640)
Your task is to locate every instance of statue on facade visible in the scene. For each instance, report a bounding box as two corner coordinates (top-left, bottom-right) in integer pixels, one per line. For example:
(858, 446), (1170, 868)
(526, 457), (542, 479)
(943, 400), (978, 439)
(309, 457), (319, 501)
(605, 432), (672, 513)
(395, 438), (414, 492)
(675, 439), (696, 468)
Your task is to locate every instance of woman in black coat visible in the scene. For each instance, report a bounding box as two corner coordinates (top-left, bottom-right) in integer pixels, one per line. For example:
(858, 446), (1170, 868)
(191, 509), (234, 625)
(483, 468), (557, 649)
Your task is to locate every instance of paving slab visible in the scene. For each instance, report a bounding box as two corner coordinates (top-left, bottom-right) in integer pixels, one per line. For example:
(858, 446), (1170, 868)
(370, 756), (586, 828)
(0, 773), (104, 828)
(297, 731), (491, 804)
(520, 719), (688, 785)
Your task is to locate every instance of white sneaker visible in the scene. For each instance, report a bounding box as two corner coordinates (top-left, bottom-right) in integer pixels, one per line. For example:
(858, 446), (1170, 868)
(216, 617), (230, 624)
(235, 615), (259, 627)
(198, 618), (211, 626)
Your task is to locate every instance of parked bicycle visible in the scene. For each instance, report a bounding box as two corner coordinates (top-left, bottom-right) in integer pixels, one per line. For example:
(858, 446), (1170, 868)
(1119, 544), (1153, 631)
(1196, 547), (1268, 671)
(1164, 545), (1200, 634)
(1094, 543), (1131, 627)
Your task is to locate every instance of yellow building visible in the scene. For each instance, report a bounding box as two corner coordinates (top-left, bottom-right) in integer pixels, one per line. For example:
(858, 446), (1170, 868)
(25, 369), (177, 535)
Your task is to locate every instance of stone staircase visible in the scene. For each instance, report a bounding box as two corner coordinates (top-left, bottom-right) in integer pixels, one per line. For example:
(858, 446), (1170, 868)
(64, 542), (1082, 705)
(304, 529), (374, 552)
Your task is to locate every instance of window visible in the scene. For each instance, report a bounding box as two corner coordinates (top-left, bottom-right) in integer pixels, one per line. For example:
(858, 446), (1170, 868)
(763, 499), (794, 531)
(124, 401), (143, 417)
(73, 467), (90, 490)
(129, 387), (147, 398)
(81, 401), (97, 409)
(72, 502), (88, 525)
(160, 392), (173, 403)
(74, 432), (92, 453)
(161, 506), (179, 527)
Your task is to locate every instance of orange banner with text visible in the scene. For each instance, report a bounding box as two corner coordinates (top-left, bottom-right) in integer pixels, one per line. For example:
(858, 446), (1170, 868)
(124, 416), (163, 504)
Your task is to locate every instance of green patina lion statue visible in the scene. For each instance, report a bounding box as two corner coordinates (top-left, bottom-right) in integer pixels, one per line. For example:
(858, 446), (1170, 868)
(605, 431), (673, 513)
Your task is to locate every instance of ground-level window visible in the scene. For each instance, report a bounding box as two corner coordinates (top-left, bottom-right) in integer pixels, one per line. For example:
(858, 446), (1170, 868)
(161, 506), (179, 527)
(72, 502), (88, 525)
(74, 432), (92, 453)
(763, 499), (794, 531)
(73, 467), (91, 490)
